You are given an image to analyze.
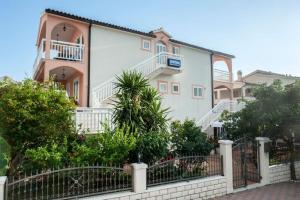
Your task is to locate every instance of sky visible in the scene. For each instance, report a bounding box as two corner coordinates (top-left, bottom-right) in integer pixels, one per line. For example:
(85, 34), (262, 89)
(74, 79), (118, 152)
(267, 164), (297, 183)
(0, 0), (300, 81)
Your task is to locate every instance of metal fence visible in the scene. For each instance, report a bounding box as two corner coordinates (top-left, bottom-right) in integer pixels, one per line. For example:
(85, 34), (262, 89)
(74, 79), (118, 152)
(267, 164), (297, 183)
(269, 143), (300, 165)
(5, 165), (132, 200)
(147, 154), (223, 187)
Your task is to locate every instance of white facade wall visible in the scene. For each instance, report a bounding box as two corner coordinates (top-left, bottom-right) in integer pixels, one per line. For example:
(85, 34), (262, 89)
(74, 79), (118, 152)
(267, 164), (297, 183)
(90, 25), (213, 121)
(90, 25), (154, 92)
(81, 176), (227, 200)
(269, 161), (300, 184)
(150, 47), (212, 121)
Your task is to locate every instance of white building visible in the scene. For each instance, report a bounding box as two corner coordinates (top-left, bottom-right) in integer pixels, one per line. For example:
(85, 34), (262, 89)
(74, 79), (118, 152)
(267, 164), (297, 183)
(33, 9), (240, 133)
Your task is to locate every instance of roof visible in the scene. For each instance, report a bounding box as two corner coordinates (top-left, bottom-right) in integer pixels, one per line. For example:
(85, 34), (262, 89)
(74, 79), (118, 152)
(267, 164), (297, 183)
(45, 9), (235, 58)
(243, 70), (300, 80)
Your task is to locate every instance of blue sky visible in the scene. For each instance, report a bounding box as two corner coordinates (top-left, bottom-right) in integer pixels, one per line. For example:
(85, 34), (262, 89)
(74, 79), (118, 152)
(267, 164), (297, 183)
(0, 0), (300, 80)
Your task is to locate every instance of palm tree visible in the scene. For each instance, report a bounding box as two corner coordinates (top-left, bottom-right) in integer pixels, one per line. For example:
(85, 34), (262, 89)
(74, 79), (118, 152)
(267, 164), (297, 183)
(112, 71), (169, 134)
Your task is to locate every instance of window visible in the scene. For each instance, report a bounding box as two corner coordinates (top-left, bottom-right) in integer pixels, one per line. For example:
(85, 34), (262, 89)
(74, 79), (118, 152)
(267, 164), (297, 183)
(142, 39), (151, 51)
(158, 81), (168, 94)
(192, 85), (205, 98)
(171, 82), (180, 94)
(172, 46), (180, 55)
(73, 79), (79, 103)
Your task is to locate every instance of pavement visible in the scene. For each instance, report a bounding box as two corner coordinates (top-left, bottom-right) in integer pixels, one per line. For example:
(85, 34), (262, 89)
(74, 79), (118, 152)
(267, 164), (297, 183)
(213, 182), (300, 200)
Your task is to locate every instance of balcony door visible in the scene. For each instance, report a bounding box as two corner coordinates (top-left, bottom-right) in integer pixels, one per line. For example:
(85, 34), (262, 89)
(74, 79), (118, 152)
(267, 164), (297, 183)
(156, 42), (167, 64)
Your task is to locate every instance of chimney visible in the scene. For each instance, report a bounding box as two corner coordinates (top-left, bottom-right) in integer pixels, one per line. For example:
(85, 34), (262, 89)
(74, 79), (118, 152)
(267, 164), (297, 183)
(237, 70), (243, 81)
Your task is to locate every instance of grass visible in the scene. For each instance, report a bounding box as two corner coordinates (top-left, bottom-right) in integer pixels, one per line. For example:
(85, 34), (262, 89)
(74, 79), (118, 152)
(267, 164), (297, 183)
(0, 136), (10, 175)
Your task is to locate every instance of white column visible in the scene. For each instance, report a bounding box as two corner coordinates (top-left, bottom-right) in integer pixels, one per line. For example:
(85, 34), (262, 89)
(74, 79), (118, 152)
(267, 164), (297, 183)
(256, 137), (271, 186)
(218, 140), (233, 194)
(0, 176), (7, 200)
(131, 163), (148, 193)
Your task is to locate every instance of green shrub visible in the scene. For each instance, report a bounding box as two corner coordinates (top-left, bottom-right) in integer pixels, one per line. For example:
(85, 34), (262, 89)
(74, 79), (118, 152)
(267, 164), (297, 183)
(0, 79), (76, 170)
(133, 131), (170, 164)
(24, 138), (68, 170)
(70, 125), (137, 165)
(0, 136), (10, 175)
(170, 119), (213, 156)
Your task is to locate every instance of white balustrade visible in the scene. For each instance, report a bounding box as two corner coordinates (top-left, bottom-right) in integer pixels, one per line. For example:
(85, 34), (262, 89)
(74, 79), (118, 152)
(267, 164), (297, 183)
(214, 69), (231, 82)
(50, 40), (84, 61)
(197, 100), (245, 130)
(32, 39), (84, 77)
(92, 52), (183, 107)
(32, 39), (46, 77)
(75, 107), (113, 133)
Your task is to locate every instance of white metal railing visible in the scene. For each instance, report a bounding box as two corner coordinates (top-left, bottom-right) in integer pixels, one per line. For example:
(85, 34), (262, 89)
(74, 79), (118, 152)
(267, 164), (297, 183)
(75, 107), (113, 133)
(197, 100), (246, 130)
(32, 39), (46, 77)
(92, 52), (183, 107)
(214, 69), (231, 82)
(50, 40), (84, 61)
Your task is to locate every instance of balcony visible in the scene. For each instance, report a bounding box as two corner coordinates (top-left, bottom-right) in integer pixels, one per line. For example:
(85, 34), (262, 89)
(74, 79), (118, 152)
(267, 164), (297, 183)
(214, 69), (231, 82)
(156, 53), (183, 75)
(33, 39), (84, 77)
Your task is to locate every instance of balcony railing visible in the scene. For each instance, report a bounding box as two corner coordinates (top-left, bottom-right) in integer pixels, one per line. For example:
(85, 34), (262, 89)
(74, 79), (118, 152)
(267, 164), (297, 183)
(33, 39), (84, 77)
(214, 69), (231, 82)
(50, 40), (84, 61)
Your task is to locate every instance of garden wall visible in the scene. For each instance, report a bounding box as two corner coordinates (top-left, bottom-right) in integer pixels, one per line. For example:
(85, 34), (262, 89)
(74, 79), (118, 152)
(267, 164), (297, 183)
(82, 176), (227, 200)
(269, 161), (300, 184)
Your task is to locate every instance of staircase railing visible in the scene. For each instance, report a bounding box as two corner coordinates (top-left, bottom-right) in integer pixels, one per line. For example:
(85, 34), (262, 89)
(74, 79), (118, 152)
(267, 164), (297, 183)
(92, 52), (183, 107)
(197, 100), (245, 130)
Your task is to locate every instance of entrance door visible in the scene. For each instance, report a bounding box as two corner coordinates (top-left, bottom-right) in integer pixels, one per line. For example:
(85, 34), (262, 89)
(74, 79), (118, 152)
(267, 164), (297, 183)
(232, 137), (260, 189)
(156, 42), (167, 64)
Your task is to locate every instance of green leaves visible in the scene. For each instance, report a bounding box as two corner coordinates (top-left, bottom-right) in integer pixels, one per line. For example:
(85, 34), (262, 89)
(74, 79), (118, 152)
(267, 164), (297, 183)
(113, 71), (169, 133)
(0, 79), (76, 171)
(170, 119), (213, 156)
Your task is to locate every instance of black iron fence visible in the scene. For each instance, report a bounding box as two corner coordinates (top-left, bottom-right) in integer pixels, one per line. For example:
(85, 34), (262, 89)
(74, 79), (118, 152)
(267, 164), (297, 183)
(269, 143), (300, 165)
(5, 165), (132, 200)
(147, 154), (223, 187)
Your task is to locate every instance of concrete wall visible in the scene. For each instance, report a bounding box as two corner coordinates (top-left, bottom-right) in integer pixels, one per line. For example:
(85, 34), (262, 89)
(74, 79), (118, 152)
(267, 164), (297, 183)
(150, 47), (213, 121)
(82, 176), (227, 200)
(269, 161), (300, 184)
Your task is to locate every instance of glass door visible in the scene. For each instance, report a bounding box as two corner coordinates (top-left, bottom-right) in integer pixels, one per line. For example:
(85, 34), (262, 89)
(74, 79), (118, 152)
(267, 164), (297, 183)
(156, 42), (167, 64)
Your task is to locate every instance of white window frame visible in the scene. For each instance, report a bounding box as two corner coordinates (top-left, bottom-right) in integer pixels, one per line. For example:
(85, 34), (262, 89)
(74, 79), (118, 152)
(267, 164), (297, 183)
(171, 82), (180, 95)
(73, 78), (80, 103)
(192, 85), (205, 98)
(142, 39), (151, 51)
(158, 81), (168, 94)
(172, 46), (180, 55)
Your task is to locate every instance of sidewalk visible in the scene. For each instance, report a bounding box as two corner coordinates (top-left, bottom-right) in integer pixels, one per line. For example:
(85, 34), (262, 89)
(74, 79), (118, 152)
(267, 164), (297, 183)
(213, 182), (300, 200)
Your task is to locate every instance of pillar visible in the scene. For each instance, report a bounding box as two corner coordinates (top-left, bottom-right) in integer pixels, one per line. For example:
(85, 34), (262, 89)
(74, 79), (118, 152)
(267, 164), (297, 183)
(131, 163), (148, 193)
(256, 137), (271, 186)
(218, 140), (233, 194)
(0, 176), (6, 200)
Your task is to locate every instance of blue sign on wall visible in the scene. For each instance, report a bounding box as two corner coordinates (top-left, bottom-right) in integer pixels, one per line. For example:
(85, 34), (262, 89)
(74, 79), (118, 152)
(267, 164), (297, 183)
(167, 58), (181, 68)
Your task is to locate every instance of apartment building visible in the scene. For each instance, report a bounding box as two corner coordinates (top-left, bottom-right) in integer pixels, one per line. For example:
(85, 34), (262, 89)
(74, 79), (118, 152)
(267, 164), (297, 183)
(33, 9), (236, 132)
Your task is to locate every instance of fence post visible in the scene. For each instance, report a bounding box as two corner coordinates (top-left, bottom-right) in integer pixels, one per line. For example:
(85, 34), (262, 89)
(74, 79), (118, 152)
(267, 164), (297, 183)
(131, 163), (148, 193)
(218, 140), (233, 194)
(256, 137), (271, 186)
(0, 176), (6, 200)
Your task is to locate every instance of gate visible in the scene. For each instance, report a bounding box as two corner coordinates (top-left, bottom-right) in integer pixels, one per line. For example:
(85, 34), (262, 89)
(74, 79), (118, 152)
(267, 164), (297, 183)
(232, 137), (261, 189)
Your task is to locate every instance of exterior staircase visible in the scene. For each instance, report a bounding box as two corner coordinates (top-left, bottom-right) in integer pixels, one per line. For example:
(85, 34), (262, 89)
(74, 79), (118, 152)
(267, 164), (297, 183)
(92, 52), (183, 107)
(197, 99), (246, 131)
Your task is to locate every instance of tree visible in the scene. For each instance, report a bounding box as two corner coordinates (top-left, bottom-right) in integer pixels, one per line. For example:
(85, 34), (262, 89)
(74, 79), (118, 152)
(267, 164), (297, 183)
(112, 71), (170, 162)
(221, 80), (300, 180)
(170, 119), (213, 156)
(0, 79), (76, 171)
(113, 71), (169, 133)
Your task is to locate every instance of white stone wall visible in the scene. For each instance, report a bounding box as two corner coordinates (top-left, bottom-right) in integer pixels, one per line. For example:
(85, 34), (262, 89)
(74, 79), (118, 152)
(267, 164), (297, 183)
(269, 161), (300, 184)
(82, 176), (227, 200)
